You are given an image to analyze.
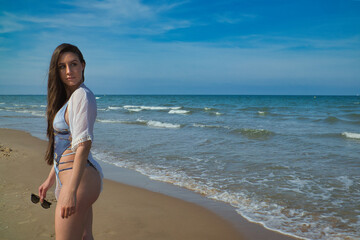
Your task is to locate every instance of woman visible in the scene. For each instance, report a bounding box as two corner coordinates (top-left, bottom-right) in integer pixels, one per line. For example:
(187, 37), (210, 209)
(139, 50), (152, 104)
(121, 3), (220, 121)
(38, 43), (103, 240)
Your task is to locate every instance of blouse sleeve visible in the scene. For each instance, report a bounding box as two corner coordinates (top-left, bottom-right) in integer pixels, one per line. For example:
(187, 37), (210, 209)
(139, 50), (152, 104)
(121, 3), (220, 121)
(68, 86), (97, 152)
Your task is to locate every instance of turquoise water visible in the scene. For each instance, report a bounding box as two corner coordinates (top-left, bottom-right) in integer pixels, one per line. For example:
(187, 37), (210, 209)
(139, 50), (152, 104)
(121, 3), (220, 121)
(0, 95), (359, 240)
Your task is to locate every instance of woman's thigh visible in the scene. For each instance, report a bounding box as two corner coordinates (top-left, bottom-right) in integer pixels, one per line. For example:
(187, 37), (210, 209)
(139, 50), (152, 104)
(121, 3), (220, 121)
(55, 167), (101, 239)
(55, 205), (87, 240)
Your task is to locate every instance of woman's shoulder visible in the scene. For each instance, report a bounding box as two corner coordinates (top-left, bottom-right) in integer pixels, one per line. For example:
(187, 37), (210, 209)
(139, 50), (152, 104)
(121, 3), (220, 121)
(71, 83), (96, 103)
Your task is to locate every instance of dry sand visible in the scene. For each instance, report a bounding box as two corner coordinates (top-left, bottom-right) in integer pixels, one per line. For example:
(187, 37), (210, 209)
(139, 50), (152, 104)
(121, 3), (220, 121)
(0, 128), (298, 240)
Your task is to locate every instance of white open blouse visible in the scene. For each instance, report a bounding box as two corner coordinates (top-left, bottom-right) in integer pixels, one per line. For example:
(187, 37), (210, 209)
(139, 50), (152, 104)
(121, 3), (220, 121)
(67, 83), (103, 178)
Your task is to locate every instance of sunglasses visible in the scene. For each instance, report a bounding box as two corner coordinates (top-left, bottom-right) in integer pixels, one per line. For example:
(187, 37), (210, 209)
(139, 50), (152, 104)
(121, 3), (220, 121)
(31, 193), (52, 209)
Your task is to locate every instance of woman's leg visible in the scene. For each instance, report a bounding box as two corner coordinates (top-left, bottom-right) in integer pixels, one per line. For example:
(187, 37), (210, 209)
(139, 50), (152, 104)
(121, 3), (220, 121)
(55, 167), (101, 240)
(55, 203), (87, 240)
(82, 207), (94, 240)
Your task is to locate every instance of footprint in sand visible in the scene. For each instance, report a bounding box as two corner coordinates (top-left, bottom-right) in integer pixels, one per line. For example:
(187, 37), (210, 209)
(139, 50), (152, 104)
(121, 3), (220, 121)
(0, 145), (12, 157)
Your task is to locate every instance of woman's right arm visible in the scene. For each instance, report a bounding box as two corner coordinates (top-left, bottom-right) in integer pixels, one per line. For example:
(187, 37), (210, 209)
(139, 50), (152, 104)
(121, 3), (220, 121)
(38, 167), (56, 202)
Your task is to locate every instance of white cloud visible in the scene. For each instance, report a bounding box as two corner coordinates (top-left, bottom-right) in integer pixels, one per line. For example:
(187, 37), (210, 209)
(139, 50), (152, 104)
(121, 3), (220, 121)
(63, 0), (155, 20)
(155, 1), (190, 13)
(0, 12), (24, 33)
(2, 0), (191, 36)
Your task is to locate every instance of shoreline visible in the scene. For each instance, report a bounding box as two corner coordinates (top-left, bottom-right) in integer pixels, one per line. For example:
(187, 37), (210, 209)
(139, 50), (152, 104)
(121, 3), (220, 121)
(0, 128), (298, 240)
(99, 159), (301, 240)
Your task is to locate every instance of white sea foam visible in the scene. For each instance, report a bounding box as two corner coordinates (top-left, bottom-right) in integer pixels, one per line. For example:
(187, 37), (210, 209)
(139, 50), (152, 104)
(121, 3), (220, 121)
(127, 108), (142, 112)
(337, 176), (354, 189)
(108, 106), (122, 110)
(95, 97), (101, 99)
(168, 109), (190, 115)
(144, 106), (169, 110)
(123, 105), (139, 109)
(124, 105), (181, 111)
(204, 109), (222, 115)
(146, 120), (181, 129)
(342, 132), (360, 139)
(15, 110), (45, 117)
(97, 119), (124, 124)
(287, 178), (311, 194)
(192, 123), (230, 129)
(193, 123), (207, 128)
(97, 118), (181, 129)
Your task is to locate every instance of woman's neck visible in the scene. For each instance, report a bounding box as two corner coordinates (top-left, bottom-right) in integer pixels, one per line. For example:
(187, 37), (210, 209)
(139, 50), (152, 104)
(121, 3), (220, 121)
(65, 83), (82, 98)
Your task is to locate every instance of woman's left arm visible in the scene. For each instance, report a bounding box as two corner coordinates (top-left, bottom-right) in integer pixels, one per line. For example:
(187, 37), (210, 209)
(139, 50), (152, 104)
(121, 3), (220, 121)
(58, 141), (91, 219)
(60, 87), (97, 218)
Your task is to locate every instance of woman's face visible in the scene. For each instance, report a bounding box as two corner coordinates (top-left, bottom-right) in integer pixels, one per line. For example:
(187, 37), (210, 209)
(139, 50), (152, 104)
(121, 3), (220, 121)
(57, 52), (85, 90)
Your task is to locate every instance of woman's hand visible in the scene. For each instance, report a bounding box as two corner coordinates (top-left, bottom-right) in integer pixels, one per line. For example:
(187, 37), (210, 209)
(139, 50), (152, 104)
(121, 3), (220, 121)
(38, 181), (50, 202)
(58, 186), (77, 218)
(38, 169), (55, 203)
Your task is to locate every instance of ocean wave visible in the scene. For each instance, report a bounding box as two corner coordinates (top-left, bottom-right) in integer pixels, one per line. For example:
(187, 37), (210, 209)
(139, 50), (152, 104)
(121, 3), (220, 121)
(324, 116), (340, 124)
(313, 116), (360, 125)
(97, 119), (124, 124)
(29, 104), (46, 108)
(107, 106), (122, 110)
(343, 113), (360, 120)
(168, 109), (190, 115)
(311, 133), (343, 139)
(146, 120), (181, 129)
(203, 107), (222, 114)
(1, 115), (42, 119)
(342, 132), (360, 140)
(231, 128), (275, 139)
(95, 97), (101, 100)
(97, 118), (181, 129)
(96, 156), (354, 240)
(213, 111), (223, 115)
(183, 107), (222, 115)
(336, 176), (354, 189)
(192, 123), (230, 130)
(257, 111), (267, 116)
(123, 105), (181, 111)
(126, 108), (143, 112)
(14, 110), (45, 117)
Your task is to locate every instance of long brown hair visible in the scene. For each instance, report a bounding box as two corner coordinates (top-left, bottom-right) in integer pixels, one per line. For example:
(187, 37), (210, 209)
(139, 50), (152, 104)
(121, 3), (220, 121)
(45, 43), (86, 165)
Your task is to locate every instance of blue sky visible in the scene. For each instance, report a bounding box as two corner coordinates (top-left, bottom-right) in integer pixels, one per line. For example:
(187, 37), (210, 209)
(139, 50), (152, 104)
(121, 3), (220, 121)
(0, 0), (359, 95)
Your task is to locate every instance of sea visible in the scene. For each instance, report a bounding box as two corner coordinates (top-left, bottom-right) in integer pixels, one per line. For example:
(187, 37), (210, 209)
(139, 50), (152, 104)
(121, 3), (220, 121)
(0, 94), (359, 240)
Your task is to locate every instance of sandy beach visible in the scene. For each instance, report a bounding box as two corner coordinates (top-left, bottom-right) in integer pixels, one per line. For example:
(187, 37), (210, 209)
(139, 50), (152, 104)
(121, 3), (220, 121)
(0, 128), (298, 240)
